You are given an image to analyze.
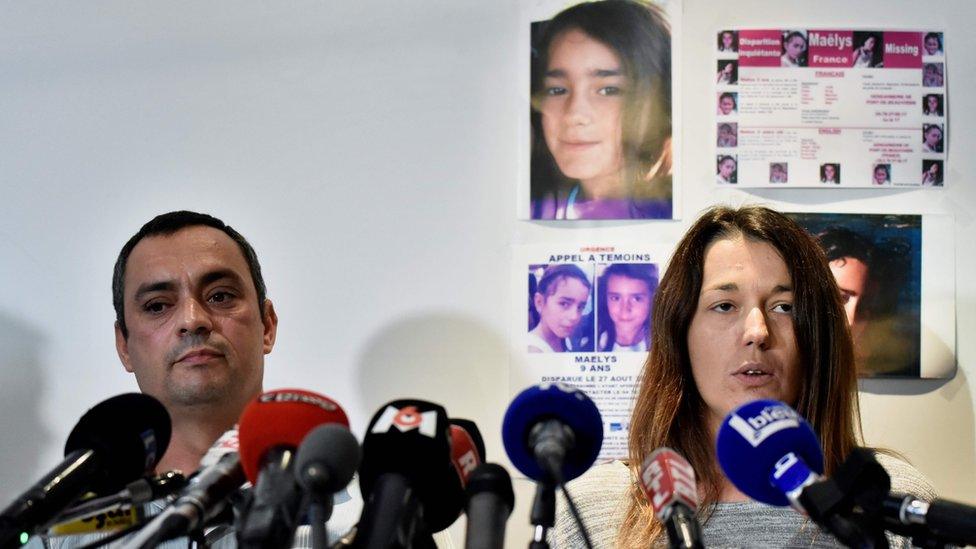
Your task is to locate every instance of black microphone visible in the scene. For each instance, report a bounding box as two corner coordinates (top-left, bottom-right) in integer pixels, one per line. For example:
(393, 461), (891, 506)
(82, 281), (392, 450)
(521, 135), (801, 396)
(0, 393), (170, 548)
(294, 424), (361, 549)
(463, 463), (514, 549)
(47, 472), (187, 533)
(119, 430), (245, 549)
(880, 493), (976, 547)
(353, 399), (458, 549)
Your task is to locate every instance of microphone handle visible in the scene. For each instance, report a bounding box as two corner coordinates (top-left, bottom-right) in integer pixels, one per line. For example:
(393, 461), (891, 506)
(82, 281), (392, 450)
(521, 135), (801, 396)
(237, 447), (305, 549)
(0, 449), (100, 546)
(664, 504), (703, 549)
(921, 498), (976, 546)
(352, 473), (422, 549)
(464, 491), (510, 549)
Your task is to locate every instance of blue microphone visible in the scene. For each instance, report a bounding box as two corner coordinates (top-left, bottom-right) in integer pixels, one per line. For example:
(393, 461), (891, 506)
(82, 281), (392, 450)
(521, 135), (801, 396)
(502, 382), (603, 485)
(716, 399), (824, 509)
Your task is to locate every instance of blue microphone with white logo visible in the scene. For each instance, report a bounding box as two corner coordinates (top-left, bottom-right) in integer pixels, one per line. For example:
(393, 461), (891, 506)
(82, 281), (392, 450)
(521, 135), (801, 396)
(502, 383), (603, 549)
(716, 399), (824, 510)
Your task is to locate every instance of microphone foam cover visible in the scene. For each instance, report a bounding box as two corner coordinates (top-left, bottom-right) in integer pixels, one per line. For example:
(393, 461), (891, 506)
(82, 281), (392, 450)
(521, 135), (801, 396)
(238, 389), (350, 483)
(502, 383), (603, 483)
(716, 399), (824, 506)
(359, 399), (459, 531)
(450, 419), (486, 462)
(64, 393), (171, 495)
(294, 423), (361, 495)
(465, 463), (514, 515)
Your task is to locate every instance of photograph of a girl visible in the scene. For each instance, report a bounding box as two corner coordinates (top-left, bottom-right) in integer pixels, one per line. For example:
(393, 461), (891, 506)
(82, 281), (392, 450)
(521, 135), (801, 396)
(527, 264), (594, 352)
(596, 263), (658, 352)
(530, 0), (673, 220)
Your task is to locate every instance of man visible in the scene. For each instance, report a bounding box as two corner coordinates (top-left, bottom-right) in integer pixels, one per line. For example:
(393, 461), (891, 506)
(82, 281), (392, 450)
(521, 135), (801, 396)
(113, 210), (276, 475)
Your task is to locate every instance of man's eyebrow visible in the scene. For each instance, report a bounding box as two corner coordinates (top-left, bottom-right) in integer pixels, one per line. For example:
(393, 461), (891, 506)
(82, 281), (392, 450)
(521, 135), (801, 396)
(132, 269), (245, 301)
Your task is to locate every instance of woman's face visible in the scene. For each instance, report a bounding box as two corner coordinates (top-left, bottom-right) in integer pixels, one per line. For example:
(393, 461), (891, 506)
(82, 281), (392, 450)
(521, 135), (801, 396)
(785, 35), (806, 60)
(925, 127), (942, 147)
(719, 158), (735, 179)
(824, 164), (836, 180)
(928, 163), (940, 177)
(864, 36), (876, 51)
(534, 277), (589, 339)
(925, 36), (940, 55)
(540, 29), (625, 187)
(687, 237), (801, 431)
(606, 275), (651, 335)
(722, 32), (734, 49)
(828, 257), (869, 325)
(874, 166), (888, 184)
(927, 95), (939, 112)
(719, 96), (735, 115)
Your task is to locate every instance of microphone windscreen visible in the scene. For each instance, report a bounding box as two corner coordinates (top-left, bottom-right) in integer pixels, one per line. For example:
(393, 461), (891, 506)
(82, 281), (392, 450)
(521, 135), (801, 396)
(359, 399), (460, 531)
(639, 448), (698, 519)
(502, 383), (603, 483)
(716, 399), (824, 506)
(450, 419), (486, 462)
(465, 463), (514, 514)
(64, 393), (171, 495)
(238, 389), (350, 483)
(294, 423), (361, 494)
(449, 424), (482, 486)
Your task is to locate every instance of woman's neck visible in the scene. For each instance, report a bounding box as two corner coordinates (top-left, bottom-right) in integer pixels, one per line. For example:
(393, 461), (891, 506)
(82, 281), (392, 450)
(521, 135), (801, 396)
(614, 325), (644, 346)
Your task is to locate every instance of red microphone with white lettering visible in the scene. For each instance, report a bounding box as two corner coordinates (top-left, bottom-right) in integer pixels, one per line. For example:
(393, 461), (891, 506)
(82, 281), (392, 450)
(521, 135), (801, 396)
(639, 448), (704, 549)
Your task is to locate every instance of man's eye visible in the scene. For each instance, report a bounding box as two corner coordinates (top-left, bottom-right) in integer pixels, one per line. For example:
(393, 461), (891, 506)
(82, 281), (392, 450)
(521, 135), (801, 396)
(144, 302), (167, 314)
(208, 292), (234, 304)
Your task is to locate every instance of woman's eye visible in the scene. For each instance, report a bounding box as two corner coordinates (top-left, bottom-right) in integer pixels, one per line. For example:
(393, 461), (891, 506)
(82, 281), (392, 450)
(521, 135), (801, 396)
(712, 302), (734, 312)
(598, 86), (621, 96)
(772, 303), (794, 313)
(545, 86), (567, 96)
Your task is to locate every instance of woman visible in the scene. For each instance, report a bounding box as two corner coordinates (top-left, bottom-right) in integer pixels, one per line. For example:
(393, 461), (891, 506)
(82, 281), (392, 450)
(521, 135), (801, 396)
(924, 32), (943, 56)
(597, 263), (657, 352)
(922, 125), (943, 153)
(716, 123), (736, 147)
(528, 264), (592, 353)
(780, 31), (807, 67)
(530, 0), (672, 220)
(922, 161), (943, 186)
(923, 63), (944, 87)
(552, 206), (934, 547)
(716, 155), (736, 184)
(717, 30), (737, 53)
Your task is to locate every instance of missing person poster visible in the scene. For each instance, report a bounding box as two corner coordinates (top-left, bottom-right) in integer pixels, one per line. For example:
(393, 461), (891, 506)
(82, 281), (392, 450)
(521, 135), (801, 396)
(786, 212), (955, 378)
(519, 0), (682, 220)
(716, 29), (947, 187)
(512, 243), (672, 459)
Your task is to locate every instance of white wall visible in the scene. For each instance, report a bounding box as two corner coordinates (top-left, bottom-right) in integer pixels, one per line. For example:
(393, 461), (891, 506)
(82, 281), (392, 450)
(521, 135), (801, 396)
(0, 1), (972, 547)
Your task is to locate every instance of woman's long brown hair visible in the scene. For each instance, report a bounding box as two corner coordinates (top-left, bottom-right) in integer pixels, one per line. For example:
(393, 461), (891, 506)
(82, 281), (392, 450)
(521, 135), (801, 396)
(618, 206), (861, 547)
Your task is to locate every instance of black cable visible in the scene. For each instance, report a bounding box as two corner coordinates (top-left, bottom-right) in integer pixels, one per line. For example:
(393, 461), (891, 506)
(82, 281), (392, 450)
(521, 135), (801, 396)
(559, 483), (593, 549)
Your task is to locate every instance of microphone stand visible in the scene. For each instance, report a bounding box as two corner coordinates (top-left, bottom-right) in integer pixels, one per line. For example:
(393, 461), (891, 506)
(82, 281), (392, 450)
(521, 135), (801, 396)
(528, 480), (556, 549)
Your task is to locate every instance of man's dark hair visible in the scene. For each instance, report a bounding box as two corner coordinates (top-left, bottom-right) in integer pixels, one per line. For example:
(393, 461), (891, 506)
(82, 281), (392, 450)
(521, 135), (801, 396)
(112, 211), (266, 339)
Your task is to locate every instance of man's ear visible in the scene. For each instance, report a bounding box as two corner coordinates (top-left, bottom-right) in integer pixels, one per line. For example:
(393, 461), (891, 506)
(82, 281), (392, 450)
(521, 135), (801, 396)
(115, 321), (134, 373)
(261, 299), (278, 354)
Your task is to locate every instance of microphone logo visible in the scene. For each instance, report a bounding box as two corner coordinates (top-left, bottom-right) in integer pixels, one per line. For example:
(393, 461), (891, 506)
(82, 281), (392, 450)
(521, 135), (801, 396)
(727, 403), (800, 447)
(257, 391), (340, 412)
(370, 405), (438, 437)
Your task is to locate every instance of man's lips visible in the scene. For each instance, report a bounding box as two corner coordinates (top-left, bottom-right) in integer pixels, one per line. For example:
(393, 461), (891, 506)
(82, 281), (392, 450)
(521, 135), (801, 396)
(175, 348), (224, 365)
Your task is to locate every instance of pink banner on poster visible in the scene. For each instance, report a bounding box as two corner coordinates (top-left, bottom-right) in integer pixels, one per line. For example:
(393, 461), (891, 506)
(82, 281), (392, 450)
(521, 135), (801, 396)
(738, 29), (781, 67)
(808, 30), (853, 67)
(884, 31), (923, 68)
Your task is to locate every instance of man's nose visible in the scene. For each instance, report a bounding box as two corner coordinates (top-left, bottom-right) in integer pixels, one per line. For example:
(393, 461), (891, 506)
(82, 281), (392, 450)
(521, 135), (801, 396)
(177, 298), (213, 335)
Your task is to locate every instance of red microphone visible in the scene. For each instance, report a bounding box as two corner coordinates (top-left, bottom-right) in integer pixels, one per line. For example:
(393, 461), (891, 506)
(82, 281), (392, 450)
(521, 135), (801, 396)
(236, 389), (350, 549)
(639, 448), (703, 549)
(449, 424), (482, 487)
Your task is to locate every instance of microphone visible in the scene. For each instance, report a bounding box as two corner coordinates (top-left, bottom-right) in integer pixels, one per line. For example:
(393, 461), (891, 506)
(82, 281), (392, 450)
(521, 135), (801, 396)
(353, 399), (457, 549)
(463, 464), (514, 549)
(119, 436), (245, 549)
(450, 419), (486, 463)
(716, 399), (824, 509)
(502, 382), (603, 485)
(638, 448), (703, 549)
(236, 389), (350, 549)
(294, 423), (361, 549)
(449, 422), (483, 488)
(879, 492), (976, 547)
(0, 393), (170, 548)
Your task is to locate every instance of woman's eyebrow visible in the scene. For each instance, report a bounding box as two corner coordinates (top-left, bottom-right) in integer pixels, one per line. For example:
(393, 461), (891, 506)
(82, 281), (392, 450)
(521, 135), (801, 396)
(545, 67), (622, 78)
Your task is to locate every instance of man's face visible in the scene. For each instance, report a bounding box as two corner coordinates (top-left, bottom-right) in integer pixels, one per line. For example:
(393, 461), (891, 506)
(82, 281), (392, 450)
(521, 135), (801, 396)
(115, 226), (276, 412)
